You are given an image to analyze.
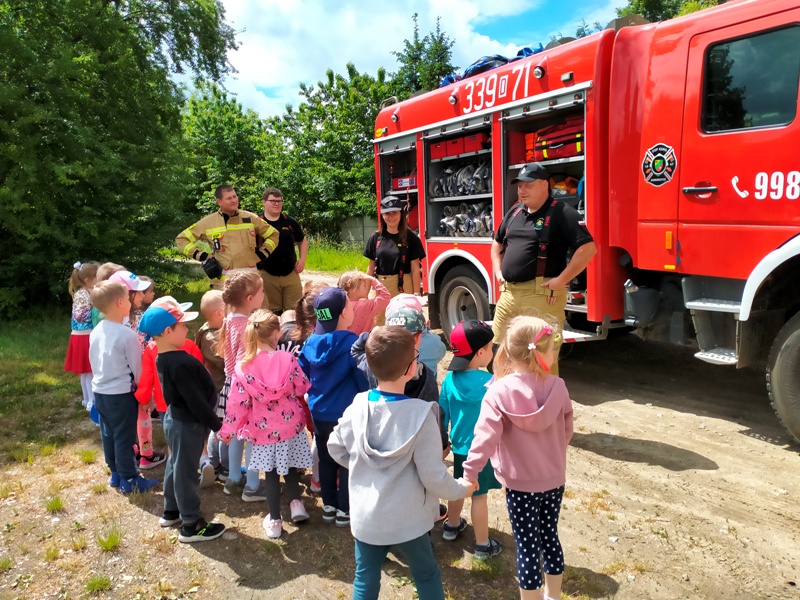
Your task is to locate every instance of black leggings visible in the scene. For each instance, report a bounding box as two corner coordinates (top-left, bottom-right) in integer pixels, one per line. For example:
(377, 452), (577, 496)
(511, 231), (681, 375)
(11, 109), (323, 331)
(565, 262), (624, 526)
(265, 468), (302, 520)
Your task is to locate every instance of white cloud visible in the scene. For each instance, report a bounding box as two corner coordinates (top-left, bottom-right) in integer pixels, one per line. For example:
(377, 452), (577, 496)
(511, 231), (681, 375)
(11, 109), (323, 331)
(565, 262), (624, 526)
(218, 0), (624, 118)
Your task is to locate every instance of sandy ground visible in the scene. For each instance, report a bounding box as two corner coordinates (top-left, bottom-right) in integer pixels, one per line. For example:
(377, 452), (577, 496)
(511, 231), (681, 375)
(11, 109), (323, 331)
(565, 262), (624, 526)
(1, 276), (799, 599)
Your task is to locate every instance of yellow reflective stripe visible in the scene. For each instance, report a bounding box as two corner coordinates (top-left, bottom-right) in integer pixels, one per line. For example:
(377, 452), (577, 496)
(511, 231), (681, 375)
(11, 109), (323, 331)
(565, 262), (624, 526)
(263, 234), (277, 253)
(205, 223), (254, 237)
(182, 227), (198, 243)
(183, 241), (198, 256)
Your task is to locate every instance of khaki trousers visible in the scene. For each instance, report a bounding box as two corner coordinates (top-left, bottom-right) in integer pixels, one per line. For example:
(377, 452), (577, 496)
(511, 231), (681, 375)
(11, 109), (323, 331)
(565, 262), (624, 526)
(260, 270), (303, 314)
(374, 274), (413, 326)
(491, 277), (566, 375)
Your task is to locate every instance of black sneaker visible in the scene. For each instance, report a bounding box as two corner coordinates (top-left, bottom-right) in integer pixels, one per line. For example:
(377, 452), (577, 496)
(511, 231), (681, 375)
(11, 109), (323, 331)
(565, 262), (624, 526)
(159, 510), (182, 528)
(322, 505), (337, 523)
(442, 517), (468, 541)
(334, 510), (350, 528)
(178, 520), (226, 543)
(473, 538), (503, 561)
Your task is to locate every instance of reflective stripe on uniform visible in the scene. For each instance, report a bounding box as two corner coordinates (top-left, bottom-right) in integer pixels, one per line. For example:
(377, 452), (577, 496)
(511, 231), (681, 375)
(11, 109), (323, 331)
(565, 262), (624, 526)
(205, 223), (255, 237)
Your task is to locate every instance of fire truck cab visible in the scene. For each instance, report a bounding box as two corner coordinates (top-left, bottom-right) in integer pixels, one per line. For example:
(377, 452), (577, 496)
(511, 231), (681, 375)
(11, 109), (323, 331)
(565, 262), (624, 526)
(372, 0), (800, 442)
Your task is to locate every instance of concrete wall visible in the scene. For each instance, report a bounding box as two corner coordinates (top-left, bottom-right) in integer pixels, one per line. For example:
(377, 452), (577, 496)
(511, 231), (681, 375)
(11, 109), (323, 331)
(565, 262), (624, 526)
(340, 215), (378, 244)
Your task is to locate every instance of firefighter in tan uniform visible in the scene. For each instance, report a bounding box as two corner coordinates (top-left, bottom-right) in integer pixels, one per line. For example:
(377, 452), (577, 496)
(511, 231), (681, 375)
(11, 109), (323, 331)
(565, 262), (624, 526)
(176, 185), (280, 290)
(490, 163), (596, 375)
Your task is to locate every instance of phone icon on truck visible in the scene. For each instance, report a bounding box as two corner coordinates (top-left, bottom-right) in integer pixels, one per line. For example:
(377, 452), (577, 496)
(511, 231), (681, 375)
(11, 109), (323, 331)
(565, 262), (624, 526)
(732, 176), (749, 198)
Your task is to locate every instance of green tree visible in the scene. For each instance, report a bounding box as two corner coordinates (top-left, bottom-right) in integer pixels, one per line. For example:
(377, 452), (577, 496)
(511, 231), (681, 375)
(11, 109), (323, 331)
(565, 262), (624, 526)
(270, 64), (394, 238)
(392, 14), (456, 97)
(183, 81), (268, 214)
(616, 0), (723, 21)
(616, 0), (683, 21)
(576, 19), (603, 38)
(0, 0), (236, 310)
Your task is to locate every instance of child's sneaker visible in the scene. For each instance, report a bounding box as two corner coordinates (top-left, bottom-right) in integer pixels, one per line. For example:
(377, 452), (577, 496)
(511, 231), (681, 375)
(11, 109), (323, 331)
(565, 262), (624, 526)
(119, 475), (159, 494)
(334, 510), (350, 528)
(241, 482), (267, 502)
(442, 517), (468, 541)
(263, 517), (282, 539)
(108, 472), (120, 489)
(290, 499), (309, 523)
(473, 538), (503, 561)
(178, 519), (225, 543)
(139, 451), (167, 470)
(199, 461), (215, 489)
(223, 478), (244, 496)
(159, 510), (182, 527)
(309, 477), (321, 493)
(322, 505), (337, 523)
(215, 466), (229, 483)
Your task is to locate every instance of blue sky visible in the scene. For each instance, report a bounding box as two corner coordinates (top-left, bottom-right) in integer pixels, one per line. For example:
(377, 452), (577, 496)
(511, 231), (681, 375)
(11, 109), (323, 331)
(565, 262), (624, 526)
(219, 0), (628, 118)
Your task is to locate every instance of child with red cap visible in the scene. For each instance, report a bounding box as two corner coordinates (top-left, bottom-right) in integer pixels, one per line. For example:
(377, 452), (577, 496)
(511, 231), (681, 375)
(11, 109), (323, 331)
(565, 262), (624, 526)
(439, 319), (503, 560)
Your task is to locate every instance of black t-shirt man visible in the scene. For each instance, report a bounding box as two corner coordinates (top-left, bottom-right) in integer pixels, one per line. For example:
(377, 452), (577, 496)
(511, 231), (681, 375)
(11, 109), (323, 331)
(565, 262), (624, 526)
(495, 199), (593, 283)
(363, 231), (426, 276)
(258, 213), (305, 277)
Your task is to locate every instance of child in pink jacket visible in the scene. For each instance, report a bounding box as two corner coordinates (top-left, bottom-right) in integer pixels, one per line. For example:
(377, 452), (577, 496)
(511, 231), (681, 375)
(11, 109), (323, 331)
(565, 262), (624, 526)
(218, 309), (312, 539)
(338, 271), (390, 334)
(462, 315), (573, 600)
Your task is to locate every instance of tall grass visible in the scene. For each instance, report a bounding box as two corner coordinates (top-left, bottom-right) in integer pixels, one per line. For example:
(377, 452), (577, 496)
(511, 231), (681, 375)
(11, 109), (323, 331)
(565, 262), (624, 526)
(305, 239), (369, 273)
(0, 307), (81, 463)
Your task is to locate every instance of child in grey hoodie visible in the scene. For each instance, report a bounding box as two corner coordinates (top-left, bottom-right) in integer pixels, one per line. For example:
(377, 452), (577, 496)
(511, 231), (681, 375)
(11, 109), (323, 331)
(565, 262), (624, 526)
(329, 326), (475, 600)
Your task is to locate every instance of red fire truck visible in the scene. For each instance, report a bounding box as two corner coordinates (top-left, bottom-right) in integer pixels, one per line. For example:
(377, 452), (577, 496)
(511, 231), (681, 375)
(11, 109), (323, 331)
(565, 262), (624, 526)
(372, 0), (800, 442)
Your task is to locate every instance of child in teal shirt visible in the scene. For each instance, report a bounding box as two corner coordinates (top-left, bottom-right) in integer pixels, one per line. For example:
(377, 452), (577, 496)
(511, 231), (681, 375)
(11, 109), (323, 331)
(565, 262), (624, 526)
(439, 319), (503, 560)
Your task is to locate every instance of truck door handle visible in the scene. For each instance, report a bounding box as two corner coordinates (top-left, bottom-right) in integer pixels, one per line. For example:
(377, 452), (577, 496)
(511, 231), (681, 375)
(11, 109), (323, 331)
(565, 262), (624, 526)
(682, 186), (718, 194)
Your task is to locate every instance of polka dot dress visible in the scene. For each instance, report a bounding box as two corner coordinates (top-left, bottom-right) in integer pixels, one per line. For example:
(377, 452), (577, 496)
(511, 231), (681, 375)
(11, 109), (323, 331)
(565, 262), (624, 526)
(249, 431), (312, 476)
(505, 486), (565, 591)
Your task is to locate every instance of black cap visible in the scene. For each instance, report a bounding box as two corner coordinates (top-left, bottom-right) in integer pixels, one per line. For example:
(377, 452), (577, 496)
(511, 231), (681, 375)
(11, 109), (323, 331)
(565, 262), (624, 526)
(511, 163), (549, 184)
(380, 195), (403, 214)
(448, 319), (495, 371)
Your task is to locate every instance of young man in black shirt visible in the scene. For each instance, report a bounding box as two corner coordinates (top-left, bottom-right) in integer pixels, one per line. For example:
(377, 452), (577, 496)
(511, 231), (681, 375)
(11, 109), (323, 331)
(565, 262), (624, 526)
(258, 187), (308, 314)
(138, 297), (225, 543)
(490, 163), (596, 374)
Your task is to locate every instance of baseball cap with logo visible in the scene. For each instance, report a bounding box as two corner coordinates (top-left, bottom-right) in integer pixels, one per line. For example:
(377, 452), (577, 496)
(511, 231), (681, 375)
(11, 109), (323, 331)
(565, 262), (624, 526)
(511, 162), (549, 184)
(448, 319), (495, 371)
(385, 307), (426, 333)
(380, 195), (404, 214)
(138, 296), (198, 338)
(109, 270), (152, 292)
(313, 287), (348, 334)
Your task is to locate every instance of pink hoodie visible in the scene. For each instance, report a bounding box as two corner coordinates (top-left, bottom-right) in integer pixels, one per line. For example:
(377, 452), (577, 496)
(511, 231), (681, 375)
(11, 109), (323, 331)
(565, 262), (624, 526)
(462, 372), (573, 493)
(347, 278), (391, 334)
(219, 350), (311, 445)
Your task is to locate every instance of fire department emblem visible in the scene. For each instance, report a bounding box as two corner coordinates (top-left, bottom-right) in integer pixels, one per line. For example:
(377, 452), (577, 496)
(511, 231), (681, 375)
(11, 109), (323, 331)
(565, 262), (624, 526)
(642, 143), (677, 187)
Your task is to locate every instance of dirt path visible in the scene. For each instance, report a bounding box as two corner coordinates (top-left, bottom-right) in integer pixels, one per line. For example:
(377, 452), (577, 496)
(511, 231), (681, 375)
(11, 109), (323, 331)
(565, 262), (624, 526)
(1, 314), (799, 599)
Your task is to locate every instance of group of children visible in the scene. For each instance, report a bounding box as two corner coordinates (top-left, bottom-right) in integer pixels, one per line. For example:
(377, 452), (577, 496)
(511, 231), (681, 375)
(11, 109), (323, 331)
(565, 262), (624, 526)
(64, 263), (573, 600)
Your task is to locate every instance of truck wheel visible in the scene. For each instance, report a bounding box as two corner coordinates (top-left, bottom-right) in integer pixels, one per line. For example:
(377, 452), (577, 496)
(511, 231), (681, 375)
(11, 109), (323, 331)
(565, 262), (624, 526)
(437, 265), (491, 339)
(766, 311), (800, 445)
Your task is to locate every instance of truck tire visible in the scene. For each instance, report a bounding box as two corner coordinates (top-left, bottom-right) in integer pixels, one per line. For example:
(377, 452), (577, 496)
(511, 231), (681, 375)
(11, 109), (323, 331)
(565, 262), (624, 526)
(438, 265), (491, 339)
(766, 311), (800, 445)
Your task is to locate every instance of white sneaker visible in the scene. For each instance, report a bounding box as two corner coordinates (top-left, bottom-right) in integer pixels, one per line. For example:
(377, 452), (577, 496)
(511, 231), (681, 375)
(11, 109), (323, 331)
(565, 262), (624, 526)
(290, 499), (309, 523)
(199, 461), (215, 489)
(263, 517), (282, 539)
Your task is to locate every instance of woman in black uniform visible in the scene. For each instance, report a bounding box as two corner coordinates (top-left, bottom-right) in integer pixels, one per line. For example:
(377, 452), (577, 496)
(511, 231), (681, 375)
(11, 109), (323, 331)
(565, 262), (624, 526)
(363, 195), (426, 325)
